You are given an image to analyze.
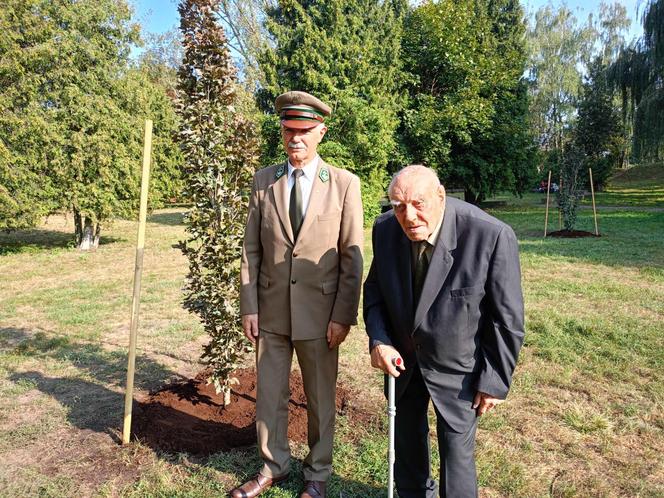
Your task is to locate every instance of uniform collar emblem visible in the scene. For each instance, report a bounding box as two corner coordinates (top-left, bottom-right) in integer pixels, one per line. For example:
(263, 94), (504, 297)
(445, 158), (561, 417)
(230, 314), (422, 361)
(319, 168), (329, 183)
(275, 164), (286, 179)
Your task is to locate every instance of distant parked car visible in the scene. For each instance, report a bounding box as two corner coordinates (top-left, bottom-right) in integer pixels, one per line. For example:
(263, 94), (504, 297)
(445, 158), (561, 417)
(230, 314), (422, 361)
(537, 180), (559, 193)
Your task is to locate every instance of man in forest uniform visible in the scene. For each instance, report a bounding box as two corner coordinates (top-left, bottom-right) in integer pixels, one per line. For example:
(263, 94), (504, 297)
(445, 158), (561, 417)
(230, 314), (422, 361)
(231, 91), (363, 498)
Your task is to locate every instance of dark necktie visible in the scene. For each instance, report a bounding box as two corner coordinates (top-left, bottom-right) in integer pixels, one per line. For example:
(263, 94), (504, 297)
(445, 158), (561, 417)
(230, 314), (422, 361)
(413, 241), (429, 306)
(289, 168), (304, 239)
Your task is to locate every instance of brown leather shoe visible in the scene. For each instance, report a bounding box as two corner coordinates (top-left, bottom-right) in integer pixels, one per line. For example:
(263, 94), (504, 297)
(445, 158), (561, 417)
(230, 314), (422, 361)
(300, 480), (326, 498)
(228, 473), (289, 498)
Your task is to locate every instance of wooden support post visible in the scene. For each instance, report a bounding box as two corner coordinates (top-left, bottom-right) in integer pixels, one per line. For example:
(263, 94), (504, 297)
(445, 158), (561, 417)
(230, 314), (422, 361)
(122, 120), (153, 445)
(544, 170), (552, 237)
(589, 168), (599, 236)
(558, 175), (563, 229)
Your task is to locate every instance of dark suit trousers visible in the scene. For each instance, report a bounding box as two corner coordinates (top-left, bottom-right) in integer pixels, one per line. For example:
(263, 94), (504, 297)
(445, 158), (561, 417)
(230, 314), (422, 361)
(395, 367), (478, 498)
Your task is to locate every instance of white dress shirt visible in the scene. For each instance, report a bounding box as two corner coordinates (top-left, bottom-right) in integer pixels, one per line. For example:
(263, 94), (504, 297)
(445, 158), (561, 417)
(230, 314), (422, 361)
(287, 156), (319, 218)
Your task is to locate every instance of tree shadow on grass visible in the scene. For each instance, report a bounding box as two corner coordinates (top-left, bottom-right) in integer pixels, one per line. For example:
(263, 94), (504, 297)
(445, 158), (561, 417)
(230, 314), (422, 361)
(3, 327), (183, 441)
(148, 210), (186, 227)
(0, 229), (123, 255)
(2, 328), (179, 391)
(10, 370), (128, 435)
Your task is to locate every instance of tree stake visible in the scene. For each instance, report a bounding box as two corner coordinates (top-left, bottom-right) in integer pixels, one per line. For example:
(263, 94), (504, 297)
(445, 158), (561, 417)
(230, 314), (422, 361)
(123, 119), (153, 445)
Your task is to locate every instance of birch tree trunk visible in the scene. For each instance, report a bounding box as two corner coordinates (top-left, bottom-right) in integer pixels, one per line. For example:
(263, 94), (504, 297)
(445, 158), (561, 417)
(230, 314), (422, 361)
(74, 209), (101, 251)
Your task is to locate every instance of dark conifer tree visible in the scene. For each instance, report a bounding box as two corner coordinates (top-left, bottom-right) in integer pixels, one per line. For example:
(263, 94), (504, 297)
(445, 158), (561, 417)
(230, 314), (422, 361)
(574, 58), (623, 190)
(258, 0), (408, 222)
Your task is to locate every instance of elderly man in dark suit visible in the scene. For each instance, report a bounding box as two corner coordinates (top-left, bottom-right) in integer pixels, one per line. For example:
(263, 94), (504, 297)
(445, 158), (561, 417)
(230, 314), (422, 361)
(364, 165), (525, 498)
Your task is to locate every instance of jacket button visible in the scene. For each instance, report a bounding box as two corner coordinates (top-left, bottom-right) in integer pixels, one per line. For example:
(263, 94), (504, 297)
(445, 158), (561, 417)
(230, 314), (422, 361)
(291, 279), (296, 284)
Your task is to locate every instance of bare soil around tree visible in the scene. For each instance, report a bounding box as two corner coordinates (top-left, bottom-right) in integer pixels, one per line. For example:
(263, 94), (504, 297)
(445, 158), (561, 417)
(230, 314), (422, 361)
(132, 368), (377, 455)
(547, 229), (600, 238)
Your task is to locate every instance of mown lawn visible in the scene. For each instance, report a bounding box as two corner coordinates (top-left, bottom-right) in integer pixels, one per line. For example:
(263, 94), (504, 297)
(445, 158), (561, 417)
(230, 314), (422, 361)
(1, 184), (662, 496)
(583, 162), (664, 208)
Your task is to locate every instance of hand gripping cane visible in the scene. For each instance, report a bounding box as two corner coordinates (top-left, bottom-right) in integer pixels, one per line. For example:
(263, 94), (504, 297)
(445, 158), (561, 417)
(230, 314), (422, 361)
(388, 356), (403, 498)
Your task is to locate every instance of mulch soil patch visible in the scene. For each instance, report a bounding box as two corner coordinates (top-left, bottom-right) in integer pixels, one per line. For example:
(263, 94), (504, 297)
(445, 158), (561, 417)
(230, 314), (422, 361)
(547, 229), (600, 238)
(132, 368), (377, 455)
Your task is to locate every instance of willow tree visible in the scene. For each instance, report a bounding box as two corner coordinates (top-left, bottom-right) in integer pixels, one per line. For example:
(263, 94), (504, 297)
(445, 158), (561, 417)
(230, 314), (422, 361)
(177, 0), (259, 403)
(216, 0), (276, 89)
(608, 0), (664, 161)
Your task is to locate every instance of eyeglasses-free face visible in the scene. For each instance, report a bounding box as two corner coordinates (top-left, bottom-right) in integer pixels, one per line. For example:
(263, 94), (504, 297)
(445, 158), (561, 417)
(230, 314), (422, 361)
(281, 123), (327, 167)
(389, 175), (445, 242)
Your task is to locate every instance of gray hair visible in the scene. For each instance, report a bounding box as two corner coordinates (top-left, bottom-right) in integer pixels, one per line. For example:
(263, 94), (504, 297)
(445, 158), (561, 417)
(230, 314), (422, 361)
(388, 164), (441, 198)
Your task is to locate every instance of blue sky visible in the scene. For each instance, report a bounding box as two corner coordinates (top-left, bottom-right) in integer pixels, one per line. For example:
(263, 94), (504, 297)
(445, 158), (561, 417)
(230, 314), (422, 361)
(130, 0), (644, 44)
(129, 0), (179, 36)
(523, 0), (644, 42)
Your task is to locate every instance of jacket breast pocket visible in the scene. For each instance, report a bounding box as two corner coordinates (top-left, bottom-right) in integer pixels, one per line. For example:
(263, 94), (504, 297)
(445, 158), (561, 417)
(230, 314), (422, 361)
(315, 211), (342, 249)
(450, 285), (485, 299)
(317, 211), (341, 222)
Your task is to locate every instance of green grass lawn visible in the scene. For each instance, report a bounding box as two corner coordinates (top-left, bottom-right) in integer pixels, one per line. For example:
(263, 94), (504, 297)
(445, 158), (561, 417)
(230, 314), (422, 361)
(584, 162), (664, 208)
(480, 163), (664, 210)
(1, 192), (663, 497)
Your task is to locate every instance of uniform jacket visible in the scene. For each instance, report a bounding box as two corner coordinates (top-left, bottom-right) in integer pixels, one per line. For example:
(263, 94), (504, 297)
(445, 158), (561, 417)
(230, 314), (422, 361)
(364, 197), (525, 432)
(241, 160), (363, 340)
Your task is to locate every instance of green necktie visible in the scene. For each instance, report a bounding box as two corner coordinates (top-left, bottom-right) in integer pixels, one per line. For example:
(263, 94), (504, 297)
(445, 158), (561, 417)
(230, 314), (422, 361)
(413, 241), (429, 306)
(289, 168), (304, 239)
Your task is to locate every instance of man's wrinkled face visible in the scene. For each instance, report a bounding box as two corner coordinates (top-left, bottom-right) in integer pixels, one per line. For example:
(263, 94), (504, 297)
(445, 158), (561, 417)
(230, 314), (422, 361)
(281, 123), (327, 166)
(390, 174), (445, 241)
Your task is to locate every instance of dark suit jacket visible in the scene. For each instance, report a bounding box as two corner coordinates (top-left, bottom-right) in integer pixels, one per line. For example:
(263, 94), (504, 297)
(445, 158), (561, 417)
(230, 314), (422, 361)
(364, 197), (525, 432)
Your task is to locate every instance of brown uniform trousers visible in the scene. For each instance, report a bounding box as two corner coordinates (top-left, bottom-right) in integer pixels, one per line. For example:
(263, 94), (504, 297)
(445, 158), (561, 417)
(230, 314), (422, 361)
(240, 160), (363, 480)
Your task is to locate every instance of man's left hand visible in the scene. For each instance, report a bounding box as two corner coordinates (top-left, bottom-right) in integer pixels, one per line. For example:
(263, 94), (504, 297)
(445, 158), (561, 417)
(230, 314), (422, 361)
(472, 391), (504, 416)
(326, 321), (350, 349)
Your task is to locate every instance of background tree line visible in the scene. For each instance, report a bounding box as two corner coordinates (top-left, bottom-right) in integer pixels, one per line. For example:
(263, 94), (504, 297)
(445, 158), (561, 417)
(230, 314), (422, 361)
(527, 0), (662, 191)
(0, 0), (183, 248)
(1, 0), (662, 245)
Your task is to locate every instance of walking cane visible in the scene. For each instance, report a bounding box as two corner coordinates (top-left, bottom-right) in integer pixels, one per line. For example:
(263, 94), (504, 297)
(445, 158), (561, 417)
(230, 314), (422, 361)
(388, 356), (403, 498)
